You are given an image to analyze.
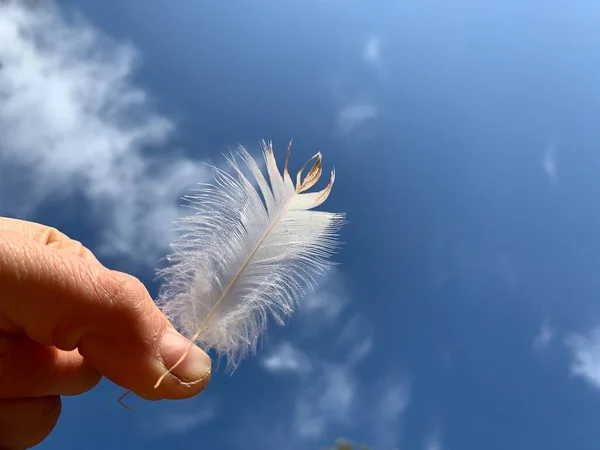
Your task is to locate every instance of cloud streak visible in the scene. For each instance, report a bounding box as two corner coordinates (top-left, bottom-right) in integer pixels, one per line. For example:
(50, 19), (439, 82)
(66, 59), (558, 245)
(262, 341), (312, 377)
(363, 36), (381, 66)
(423, 430), (443, 450)
(336, 103), (378, 136)
(542, 143), (558, 181)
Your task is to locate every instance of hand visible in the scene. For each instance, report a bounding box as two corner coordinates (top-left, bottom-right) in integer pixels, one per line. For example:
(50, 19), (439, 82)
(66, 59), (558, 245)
(0, 217), (211, 448)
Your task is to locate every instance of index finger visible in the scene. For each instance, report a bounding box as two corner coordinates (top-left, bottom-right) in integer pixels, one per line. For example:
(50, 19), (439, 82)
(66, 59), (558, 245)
(0, 231), (211, 401)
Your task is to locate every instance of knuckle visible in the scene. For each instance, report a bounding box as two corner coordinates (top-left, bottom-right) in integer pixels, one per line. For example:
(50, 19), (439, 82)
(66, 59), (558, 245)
(114, 272), (147, 303)
(98, 270), (149, 312)
(69, 239), (95, 261)
(39, 225), (100, 262)
(42, 226), (68, 246)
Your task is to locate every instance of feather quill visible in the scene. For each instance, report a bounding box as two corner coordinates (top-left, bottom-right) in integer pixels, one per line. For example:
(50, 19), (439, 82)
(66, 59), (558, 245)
(151, 140), (345, 386)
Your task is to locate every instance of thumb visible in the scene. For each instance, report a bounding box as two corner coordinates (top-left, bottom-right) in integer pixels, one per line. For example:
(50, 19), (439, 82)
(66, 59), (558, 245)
(0, 231), (211, 400)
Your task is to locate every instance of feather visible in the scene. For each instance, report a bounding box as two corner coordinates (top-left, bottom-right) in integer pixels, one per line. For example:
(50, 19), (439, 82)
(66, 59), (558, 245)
(153, 140), (345, 385)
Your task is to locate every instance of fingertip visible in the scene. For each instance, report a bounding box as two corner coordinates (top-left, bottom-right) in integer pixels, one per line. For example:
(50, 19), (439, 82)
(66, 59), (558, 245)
(151, 328), (212, 399)
(76, 288), (211, 401)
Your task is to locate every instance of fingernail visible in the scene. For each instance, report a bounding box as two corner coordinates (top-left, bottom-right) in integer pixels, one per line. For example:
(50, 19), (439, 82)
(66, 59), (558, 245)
(159, 328), (211, 383)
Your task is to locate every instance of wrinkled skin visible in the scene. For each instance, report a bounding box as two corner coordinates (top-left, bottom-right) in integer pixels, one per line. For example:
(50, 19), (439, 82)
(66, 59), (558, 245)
(0, 217), (211, 449)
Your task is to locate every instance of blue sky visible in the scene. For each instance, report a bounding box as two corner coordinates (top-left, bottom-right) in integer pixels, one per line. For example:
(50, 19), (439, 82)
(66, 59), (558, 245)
(2, 0), (600, 449)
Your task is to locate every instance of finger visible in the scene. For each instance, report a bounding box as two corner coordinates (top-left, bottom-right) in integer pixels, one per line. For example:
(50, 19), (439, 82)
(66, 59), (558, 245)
(0, 333), (101, 398)
(0, 232), (211, 401)
(0, 217), (100, 263)
(0, 396), (61, 449)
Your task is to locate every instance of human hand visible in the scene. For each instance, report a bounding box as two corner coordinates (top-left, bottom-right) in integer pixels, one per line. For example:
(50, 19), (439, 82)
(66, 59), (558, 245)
(0, 217), (211, 448)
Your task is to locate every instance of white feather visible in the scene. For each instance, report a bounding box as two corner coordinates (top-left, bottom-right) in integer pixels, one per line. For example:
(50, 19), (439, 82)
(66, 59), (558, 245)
(155, 140), (345, 371)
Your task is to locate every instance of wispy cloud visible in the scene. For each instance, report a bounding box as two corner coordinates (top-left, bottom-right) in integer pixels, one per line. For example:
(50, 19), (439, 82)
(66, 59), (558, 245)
(262, 341), (312, 376)
(363, 35), (381, 66)
(566, 328), (600, 390)
(423, 429), (443, 450)
(259, 273), (409, 448)
(136, 399), (217, 436)
(293, 362), (357, 438)
(380, 381), (411, 423)
(328, 34), (384, 140)
(542, 143), (558, 181)
(278, 342), (408, 445)
(297, 269), (348, 335)
(533, 320), (554, 351)
(0, 3), (208, 265)
(336, 103), (378, 136)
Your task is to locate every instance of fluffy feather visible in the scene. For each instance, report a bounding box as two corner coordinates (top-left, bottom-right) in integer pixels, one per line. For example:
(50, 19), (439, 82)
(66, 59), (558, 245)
(155, 140), (345, 373)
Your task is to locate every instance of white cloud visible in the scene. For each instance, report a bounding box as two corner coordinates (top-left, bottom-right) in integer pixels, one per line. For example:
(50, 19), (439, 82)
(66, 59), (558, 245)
(363, 36), (381, 65)
(299, 269), (347, 322)
(301, 286), (346, 319)
(328, 35), (384, 140)
(345, 336), (373, 367)
(294, 363), (356, 438)
(262, 341), (312, 376)
(533, 320), (554, 351)
(336, 103), (378, 136)
(380, 381), (410, 423)
(566, 328), (600, 390)
(0, 3), (209, 265)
